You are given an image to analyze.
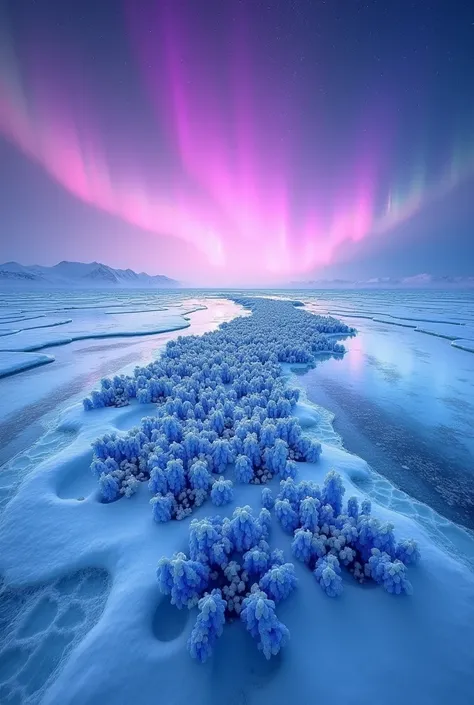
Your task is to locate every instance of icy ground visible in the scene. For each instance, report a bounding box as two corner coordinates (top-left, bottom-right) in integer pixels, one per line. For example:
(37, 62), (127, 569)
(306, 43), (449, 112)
(0, 291), (473, 705)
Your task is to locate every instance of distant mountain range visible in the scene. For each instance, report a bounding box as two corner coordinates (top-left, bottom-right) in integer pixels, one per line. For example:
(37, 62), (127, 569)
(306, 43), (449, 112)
(288, 274), (474, 289)
(0, 261), (180, 288)
(1, 261), (472, 290)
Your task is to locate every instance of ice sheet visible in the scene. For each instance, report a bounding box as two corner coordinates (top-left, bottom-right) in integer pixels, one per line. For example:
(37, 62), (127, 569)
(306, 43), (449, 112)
(0, 317), (73, 334)
(0, 351), (54, 378)
(0, 314), (190, 352)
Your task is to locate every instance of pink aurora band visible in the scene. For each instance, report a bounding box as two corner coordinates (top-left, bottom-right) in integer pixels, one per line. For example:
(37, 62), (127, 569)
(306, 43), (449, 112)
(0, 1), (472, 283)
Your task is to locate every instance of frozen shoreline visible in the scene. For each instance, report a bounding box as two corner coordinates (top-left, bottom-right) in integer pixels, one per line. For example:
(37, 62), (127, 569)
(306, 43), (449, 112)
(0, 297), (473, 705)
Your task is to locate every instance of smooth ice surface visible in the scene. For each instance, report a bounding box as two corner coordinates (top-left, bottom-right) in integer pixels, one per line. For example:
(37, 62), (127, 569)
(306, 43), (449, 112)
(0, 311), (189, 352)
(453, 339), (474, 353)
(0, 317), (73, 334)
(0, 351), (54, 378)
(298, 291), (474, 531)
(0, 290), (473, 705)
(304, 289), (474, 352)
(0, 293), (212, 392)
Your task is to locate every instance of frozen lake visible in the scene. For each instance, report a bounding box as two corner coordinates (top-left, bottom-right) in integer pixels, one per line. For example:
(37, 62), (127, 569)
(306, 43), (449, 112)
(0, 292), (243, 493)
(296, 290), (474, 530)
(0, 288), (473, 705)
(1, 288), (473, 531)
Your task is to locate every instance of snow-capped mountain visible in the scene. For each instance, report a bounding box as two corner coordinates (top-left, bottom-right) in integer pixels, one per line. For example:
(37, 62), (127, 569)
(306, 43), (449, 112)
(0, 261), (180, 288)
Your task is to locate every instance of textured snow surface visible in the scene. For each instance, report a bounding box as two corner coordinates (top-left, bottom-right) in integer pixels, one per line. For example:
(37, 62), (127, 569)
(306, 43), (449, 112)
(0, 293), (473, 705)
(0, 403), (473, 705)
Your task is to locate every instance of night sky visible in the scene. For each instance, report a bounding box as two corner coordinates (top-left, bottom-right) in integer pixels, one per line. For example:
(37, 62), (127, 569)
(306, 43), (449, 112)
(1, 0), (473, 284)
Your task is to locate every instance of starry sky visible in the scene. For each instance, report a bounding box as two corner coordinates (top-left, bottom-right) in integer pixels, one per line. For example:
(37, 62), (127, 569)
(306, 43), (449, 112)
(1, 0), (473, 285)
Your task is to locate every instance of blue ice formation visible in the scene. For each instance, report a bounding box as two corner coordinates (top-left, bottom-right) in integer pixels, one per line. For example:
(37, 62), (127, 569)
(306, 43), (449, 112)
(261, 487), (275, 510)
(366, 549), (413, 595)
(85, 298), (352, 516)
(243, 541), (271, 575)
(271, 472), (419, 596)
(235, 454), (254, 483)
(189, 516), (232, 567)
(98, 473), (120, 502)
(228, 505), (263, 551)
(156, 552), (210, 609)
(157, 505), (295, 661)
(322, 470), (345, 516)
(210, 477), (234, 506)
(148, 466), (168, 495)
(275, 499), (299, 533)
(241, 588), (290, 659)
(150, 493), (174, 523)
(189, 460), (213, 491)
(188, 589), (227, 662)
(314, 555), (343, 597)
(347, 496), (359, 520)
(259, 562), (297, 602)
(299, 496), (320, 532)
(396, 538), (421, 565)
(291, 528), (316, 563)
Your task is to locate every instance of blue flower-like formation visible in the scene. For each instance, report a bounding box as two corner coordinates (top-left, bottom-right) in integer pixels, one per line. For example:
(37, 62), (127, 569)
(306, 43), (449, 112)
(157, 472), (420, 663)
(157, 505), (297, 662)
(261, 472), (420, 598)
(84, 298), (419, 664)
(84, 298), (352, 518)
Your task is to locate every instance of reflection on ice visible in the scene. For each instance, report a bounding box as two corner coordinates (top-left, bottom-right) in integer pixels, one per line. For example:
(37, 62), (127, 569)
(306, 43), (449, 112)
(298, 292), (474, 534)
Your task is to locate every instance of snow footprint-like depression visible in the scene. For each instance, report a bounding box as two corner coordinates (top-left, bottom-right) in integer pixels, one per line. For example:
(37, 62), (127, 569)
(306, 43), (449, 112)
(55, 451), (97, 500)
(0, 568), (110, 704)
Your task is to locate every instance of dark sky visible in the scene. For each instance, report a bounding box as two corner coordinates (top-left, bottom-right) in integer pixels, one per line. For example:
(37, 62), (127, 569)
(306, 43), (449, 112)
(0, 0), (473, 283)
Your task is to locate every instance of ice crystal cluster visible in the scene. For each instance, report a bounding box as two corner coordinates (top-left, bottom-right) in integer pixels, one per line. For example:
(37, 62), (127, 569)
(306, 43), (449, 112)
(157, 506), (297, 662)
(85, 299), (352, 517)
(262, 470), (420, 596)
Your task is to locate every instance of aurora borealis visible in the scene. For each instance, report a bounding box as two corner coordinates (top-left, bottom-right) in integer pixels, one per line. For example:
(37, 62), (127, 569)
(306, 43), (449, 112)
(1, 0), (473, 284)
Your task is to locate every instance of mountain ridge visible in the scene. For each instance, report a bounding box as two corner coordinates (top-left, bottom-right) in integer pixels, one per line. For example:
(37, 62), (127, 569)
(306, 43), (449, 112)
(0, 261), (180, 288)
